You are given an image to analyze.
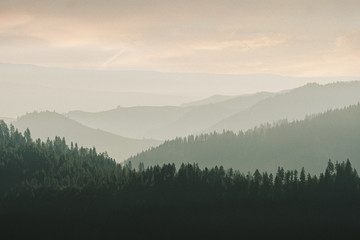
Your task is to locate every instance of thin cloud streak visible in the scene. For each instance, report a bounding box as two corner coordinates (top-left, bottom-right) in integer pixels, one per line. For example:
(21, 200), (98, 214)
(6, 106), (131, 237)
(100, 49), (125, 70)
(190, 35), (287, 51)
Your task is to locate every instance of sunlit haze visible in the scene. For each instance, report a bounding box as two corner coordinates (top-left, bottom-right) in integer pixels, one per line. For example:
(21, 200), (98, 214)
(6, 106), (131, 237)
(1, 0), (360, 76)
(1, 1), (360, 117)
(3, 2), (360, 236)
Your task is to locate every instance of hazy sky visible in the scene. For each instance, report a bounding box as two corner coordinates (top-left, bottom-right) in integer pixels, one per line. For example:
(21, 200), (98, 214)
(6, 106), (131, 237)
(1, 0), (360, 77)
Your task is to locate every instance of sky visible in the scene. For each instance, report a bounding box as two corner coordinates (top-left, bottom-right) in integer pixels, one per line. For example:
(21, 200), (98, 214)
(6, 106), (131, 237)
(1, 0), (360, 77)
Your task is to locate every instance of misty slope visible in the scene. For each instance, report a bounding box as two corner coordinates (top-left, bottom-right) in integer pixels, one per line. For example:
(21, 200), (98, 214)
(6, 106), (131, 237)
(214, 91), (274, 110)
(67, 105), (233, 140)
(0, 117), (14, 124)
(13, 112), (161, 162)
(67, 106), (188, 140)
(128, 104), (360, 174)
(181, 92), (274, 110)
(67, 92), (273, 140)
(147, 104), (237, 139)
(209, 81), (360, 133)
(181, 95), (236, 107)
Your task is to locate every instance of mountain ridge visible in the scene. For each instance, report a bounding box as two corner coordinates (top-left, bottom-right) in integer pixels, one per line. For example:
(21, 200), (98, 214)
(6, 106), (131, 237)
(13, 111), (161, 162)
(208, 81), (360, 133)
(128, 103), (360, 174)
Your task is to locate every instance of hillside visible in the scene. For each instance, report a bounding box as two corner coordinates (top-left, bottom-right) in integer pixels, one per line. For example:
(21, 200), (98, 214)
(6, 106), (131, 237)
(214, 91), (274, 110)
(4, 62), (359, 118)
(148, 104), (237, 139)
(209, 81), (360, 132)
(67, 105), (237, 140)
(68, 82), (360, 140)
(67, 106), (188, 140)
(13, 112), (161, 162)
(128, 104), (360, 174)
(67, 92), (273, 140)
(181, 95), (236, 107)
(2, 120), (360, 238)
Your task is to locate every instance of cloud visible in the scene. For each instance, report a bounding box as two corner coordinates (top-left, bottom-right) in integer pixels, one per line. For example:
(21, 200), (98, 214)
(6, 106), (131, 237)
(0, 0), (360, 76)
(190, 35), (287, 51)
(100, 49), (126, 69)
(335, 32), (360, 58)
(0, 11), (31, 33)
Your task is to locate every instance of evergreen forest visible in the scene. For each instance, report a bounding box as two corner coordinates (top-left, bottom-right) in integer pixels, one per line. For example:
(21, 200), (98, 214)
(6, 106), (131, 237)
(1, 120), (360, 239)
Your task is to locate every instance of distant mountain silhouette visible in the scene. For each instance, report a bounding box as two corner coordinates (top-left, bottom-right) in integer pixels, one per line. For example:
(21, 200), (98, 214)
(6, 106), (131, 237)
(68, 82), (360, 140)
(128, 104), (360, 174)
(67, 106), (188, 140)
(213, 91), (274, 110)
(146, 104), (238, 140)
(209, 81), (360, 133)
(13, 112), (161, 162)
(67, 92), (275, 140)
(181, 95), (236, 107)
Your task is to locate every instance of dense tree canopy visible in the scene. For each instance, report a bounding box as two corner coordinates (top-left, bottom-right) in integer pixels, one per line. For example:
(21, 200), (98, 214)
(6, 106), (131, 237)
(1, 121), (360, 239)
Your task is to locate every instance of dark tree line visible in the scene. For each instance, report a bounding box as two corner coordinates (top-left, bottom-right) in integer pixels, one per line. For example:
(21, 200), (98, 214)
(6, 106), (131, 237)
(1, 121), (360, 239)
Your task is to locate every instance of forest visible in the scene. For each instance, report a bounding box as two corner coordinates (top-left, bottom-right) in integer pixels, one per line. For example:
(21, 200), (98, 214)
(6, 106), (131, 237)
(129, 103), (360, 173)
(1, 120), (360, 238)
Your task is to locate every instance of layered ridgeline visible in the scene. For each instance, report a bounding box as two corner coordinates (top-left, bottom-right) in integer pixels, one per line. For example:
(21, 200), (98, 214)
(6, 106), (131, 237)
(67, 82), (360, 140)
(1, 120), (360, 238)
(209, 81), (360, 133)
(128, 104), (360, 174)
(13, 112), (161, 162)
(66, 92), (273, 140)
(180, 94), (237, 107)
(7, 62), (359, 118)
